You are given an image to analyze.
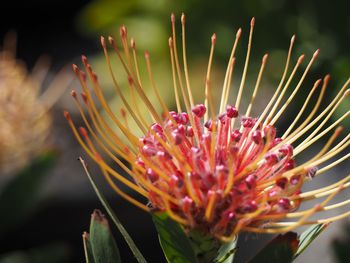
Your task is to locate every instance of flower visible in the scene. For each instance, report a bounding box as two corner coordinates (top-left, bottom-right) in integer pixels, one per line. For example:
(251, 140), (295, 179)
(65, 14), (350, 241)
(0, 32), (70, 175)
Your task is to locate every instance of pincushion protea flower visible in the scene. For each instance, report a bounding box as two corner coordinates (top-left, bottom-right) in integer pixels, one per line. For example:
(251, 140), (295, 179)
(65, 14), (350, 242)
(0, 33), (70, 175)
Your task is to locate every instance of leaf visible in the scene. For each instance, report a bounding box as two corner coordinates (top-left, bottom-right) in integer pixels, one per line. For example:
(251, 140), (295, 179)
(83, 232), (95, 263)
(248, 232), (298, 263)
(213, 238), (238, 263)
(188, 230), (237, 263)
(294, 223), (328, 259)
(0, 150), (57, 234)
(188, 230), (218, 262)
(89, 210), (121, 263)
(80, 158), (147, 263)
(152, 212), (238, 263)
(152, 212), (197, 263)
(152, 212), (237, 263)
(0, 243), (70, 263)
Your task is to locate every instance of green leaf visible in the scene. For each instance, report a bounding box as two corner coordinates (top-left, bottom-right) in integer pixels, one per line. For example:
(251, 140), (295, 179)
(89, 209), (121, 263)
(188, 230), (217, 262)
(0, 150), (57, 234)
(152, 212), (238, 263)
(188, 230), (237, 263)
(152, 212), (197, 263)
(80, 158), (147, 263)
(294, 223), (328, 259)
(0, 243), (70, 263)
(83, 232), (95, 263)
(213, 238), (238, 263)
(248, 232), (298, 263)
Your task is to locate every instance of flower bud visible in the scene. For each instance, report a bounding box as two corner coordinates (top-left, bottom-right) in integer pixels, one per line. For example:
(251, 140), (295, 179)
(192, 104), (206, 118)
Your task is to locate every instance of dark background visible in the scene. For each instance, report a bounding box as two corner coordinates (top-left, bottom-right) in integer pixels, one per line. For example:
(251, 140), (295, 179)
(0, 2), (95, 68)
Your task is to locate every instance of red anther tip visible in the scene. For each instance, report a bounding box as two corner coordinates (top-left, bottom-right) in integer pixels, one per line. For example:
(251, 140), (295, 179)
(81, 92), (88, 103)
(314, 48), (320, 57)
(276, 177), (288, 189)
(324, 74), (331, 82)
(335, 126), (344, 134)
(70, 90), (77, 98)
(120, 25), (127, 37)
(100, 36), (106, 47)
(86, 65), (93, 74)
(92, 72), (98, 82)
(236, 28), (242, 38)
(80, 71), (87, 82)
(250, 17), (255, 26)
(252, 130), (262, 144)
(127, 75), (133, 85)
(231, 130), (242, 142)
(63, 111), (71, 120)
(315, 79), (322, 86)
(291, 34), (296, 43)
(95, 153), (102, 161)
(79, 127), (88, 138)
(245, 174), (257, 189)
(181, 13), (185, 23)
(171, 13), (175, 23)
(211, 33), (216, 44)
(108, 36), (114, 45)
(208, 189), (215, 196)
(262, 53), (268, 63)
(298, 54), (305, 63)
(130, 38), (135, 48)
(314, 204), (323, 212)
(144, 51), (150, 59)
(120, 108), (127, 117)
(72, 64), (79, 73)
(192, 104), (206, 118)
(124, 147), (130, 154)
(81, 55), (88, 64)
(226, 105), (238, 118)
(338, 184), (345, 191)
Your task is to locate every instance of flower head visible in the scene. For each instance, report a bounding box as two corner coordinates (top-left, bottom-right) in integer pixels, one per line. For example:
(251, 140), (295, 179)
(66, 14), (350, 241)
(0, 33), (70, 175)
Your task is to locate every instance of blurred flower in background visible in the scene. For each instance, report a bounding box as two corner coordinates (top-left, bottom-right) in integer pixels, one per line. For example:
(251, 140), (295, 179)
(0, 32), (71, 176)
(0, 31), (72, 263)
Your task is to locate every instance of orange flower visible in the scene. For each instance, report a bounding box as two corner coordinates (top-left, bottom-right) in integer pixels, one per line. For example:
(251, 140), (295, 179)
(65, 14), (349, 241)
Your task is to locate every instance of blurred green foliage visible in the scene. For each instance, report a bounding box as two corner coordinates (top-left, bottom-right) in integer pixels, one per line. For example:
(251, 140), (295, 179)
(76, 0), (350, 66)
(0, 243), (70, 263)
(332, 223), (350, 263)
(76, 0), (350, 129)
(0, 151), (57, 234)
(0, 151), (71, 262)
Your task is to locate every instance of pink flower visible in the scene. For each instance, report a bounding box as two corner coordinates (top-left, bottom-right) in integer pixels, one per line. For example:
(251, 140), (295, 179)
(65, 14), (350, 241)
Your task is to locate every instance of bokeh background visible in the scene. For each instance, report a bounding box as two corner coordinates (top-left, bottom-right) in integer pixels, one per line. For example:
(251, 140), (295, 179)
(0, 0), (349, 262)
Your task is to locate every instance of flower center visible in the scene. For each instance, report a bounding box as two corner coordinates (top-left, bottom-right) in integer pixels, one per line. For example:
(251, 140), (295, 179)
(136, 104), (301, 235)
